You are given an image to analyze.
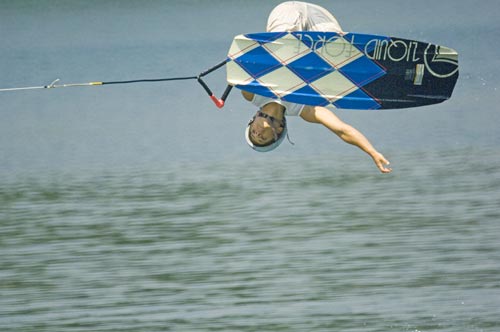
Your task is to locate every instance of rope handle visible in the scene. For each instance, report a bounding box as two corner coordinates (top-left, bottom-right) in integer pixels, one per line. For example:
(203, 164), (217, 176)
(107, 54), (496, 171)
(0, 58), (232, 108)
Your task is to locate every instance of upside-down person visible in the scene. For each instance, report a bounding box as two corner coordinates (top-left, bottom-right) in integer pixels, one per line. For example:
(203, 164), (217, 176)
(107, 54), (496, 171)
(243, 1), (392, 174)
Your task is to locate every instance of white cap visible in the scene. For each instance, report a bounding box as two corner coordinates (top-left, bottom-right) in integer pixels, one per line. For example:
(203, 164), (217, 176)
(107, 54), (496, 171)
(245, 116), (288, 152)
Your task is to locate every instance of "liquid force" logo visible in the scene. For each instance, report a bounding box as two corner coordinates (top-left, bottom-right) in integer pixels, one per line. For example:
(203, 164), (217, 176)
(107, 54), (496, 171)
(295, 33), (458, 79)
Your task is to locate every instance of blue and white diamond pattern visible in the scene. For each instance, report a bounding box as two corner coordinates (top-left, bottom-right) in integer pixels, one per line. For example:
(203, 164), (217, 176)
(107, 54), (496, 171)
(226, 32), (388, 110)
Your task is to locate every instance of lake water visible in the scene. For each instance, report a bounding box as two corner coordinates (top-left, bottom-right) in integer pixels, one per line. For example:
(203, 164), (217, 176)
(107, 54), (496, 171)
(1, 1), (500, 331)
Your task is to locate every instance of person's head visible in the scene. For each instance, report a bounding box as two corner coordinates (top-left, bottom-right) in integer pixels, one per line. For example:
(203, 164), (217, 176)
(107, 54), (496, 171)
(245, 110), (287, 152)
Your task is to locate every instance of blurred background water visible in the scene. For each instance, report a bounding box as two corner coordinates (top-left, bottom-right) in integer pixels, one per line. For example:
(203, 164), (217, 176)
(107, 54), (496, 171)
(1, 1), (499, 331)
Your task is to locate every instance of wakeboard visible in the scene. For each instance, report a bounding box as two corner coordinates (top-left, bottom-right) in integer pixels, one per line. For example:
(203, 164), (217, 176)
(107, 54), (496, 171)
(226, 32), (459, 110)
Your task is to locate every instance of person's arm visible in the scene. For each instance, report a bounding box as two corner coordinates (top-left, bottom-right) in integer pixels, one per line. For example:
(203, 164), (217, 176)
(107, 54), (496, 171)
(242, 91), (254, 102)
(300, 105), (392, 173)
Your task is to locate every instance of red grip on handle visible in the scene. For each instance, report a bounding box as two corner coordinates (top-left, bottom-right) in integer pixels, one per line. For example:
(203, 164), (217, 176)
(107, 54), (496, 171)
(210, 95), (225, 108)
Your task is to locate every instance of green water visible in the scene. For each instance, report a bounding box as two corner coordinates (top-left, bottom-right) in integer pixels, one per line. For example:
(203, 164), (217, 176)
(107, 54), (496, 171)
(2, 151), (500, 331)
